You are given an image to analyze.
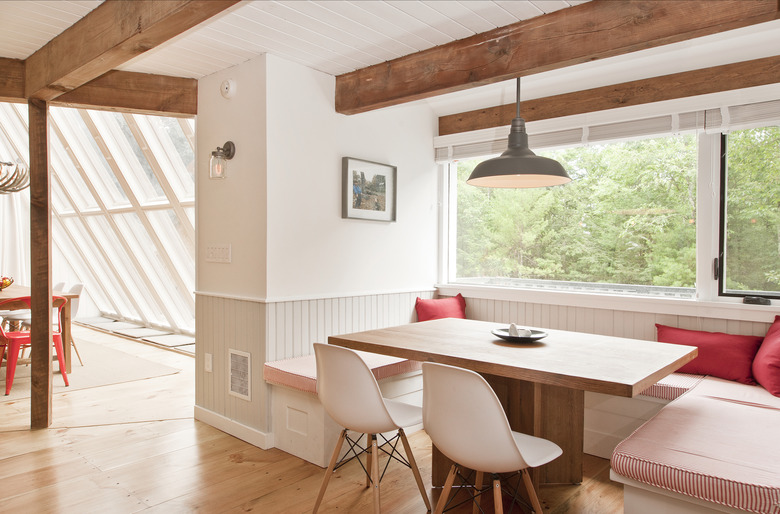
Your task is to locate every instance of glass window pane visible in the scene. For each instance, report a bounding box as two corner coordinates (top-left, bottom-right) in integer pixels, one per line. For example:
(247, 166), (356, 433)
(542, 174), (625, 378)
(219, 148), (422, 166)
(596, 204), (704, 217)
(722, 126), (780, 297)
(137, 114), (195, 201)
(454, 134), (698, 297)
(63, 217), (132, 318)
(50, 135), (99, 212)
(113, 212), (192, 330)
(3, 102), (195, 334)
(50, 108), (130, 209)
(147, 210), (195, 283)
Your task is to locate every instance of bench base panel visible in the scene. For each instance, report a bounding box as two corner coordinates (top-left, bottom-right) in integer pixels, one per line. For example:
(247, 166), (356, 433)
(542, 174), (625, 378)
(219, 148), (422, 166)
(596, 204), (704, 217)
(584, 392), (667, 459)
(270, 371), (423, 467)
(612, 471), (749, 514)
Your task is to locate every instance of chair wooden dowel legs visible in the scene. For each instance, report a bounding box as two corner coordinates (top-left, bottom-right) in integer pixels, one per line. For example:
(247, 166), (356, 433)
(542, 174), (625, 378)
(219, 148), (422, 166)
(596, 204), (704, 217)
(473, 471), (484, 514)
(370, 435), (381, 514)
(72, 340), (84, 366)
(365, 433), (372, 489)
(399, 428), (432, 512)
(493, 478), (503, 514)
(522, 468), (543, 514)
(313, 429), (347, 513)
(434, 464), (458, 514)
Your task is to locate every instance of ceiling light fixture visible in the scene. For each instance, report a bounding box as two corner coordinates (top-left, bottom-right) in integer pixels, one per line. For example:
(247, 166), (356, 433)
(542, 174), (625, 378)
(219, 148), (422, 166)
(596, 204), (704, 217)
(209, 141), (235, 179)
(0, 160), (30, 194)
(466, 78), (571, 188)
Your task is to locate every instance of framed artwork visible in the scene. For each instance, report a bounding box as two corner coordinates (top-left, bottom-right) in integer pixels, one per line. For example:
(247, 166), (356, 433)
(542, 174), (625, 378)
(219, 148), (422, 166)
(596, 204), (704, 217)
(342, 157), (397, 222)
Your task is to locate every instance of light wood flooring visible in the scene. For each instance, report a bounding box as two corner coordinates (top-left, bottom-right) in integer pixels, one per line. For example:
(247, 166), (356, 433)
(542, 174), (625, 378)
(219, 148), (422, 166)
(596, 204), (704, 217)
(0, 326), (623, 513)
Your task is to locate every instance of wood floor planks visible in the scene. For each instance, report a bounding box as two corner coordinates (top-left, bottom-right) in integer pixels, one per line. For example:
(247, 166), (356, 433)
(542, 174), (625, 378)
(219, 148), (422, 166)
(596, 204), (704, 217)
(0, 326), (623, 513)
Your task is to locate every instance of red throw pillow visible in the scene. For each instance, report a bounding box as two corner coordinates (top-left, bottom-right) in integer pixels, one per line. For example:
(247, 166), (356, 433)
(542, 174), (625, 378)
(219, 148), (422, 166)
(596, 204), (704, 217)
(753, 315), (780, 397)
(415, 294), (466, 322)
(655, 324), (762, 385)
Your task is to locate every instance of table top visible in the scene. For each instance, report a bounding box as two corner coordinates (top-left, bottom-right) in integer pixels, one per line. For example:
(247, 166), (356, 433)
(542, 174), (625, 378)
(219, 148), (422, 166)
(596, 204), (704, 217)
(328, 318), (698, 398)
(0, 284), (79, 309)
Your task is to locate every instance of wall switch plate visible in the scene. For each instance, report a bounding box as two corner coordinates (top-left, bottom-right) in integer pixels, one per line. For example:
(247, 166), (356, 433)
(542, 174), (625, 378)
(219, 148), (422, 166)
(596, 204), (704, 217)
(206, 244), (231, 263)
(205, 353), (213, 373)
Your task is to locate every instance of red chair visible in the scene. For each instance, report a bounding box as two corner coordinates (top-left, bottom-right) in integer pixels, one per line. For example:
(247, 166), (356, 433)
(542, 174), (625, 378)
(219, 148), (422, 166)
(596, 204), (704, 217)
(0, 296), (69, 395)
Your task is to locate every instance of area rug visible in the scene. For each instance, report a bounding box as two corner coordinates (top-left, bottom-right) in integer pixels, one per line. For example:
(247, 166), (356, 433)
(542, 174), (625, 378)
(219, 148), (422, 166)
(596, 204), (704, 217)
(0, 339), (180, 402)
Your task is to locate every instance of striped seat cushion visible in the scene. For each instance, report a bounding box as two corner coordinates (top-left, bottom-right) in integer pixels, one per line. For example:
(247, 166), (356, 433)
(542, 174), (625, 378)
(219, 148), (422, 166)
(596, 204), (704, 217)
(264, 350), (421, 394)
(639, 372), (705, 401)
(612, 377), (780, 514)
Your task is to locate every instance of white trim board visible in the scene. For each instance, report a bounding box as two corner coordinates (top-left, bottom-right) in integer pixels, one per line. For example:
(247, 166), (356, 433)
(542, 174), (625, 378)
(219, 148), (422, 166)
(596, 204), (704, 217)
(194, 406), (274, 450)
(437, 284), (777, 324)
(195, 287), (437, 304)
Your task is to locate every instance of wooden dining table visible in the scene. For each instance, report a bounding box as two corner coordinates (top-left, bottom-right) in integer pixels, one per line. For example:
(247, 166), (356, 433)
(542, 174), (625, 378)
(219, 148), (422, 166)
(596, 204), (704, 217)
(329, 317), (697, 487)
(0, 284), (80, 374)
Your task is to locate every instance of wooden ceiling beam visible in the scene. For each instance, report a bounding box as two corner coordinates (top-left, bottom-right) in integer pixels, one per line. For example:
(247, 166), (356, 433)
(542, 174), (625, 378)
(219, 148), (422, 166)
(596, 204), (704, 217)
(0, 57), (25, 103)
(0, 57), (197, 116)
(24, 0), (238, 101)
(55, 71), (197, 117)
(336, 0), (780, 115)
(438, 55), (780, 136)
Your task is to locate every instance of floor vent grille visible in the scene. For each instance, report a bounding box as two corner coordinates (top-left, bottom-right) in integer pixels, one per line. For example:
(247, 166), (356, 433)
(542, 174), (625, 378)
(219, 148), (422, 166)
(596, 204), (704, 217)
(228, 349), (251, 400)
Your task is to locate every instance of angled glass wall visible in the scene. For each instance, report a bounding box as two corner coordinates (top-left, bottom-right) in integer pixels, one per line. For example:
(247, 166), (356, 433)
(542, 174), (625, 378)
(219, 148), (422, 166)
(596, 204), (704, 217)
(0, 102), (195, 334)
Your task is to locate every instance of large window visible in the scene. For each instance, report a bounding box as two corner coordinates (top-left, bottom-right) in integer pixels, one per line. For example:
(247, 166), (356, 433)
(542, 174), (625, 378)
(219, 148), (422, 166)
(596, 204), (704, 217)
(0, 102), (196, 334)
(720, 126), (780, 298)
(453, 134), (698, 297)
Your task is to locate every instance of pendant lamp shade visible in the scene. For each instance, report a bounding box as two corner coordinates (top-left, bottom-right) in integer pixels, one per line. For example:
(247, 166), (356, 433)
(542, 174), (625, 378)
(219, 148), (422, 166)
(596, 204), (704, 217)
(467, 79), (571, 189)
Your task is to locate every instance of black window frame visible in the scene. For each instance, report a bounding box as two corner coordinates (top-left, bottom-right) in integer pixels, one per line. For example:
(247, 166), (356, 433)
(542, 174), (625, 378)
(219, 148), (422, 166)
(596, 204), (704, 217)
(717, 132), (780, 300)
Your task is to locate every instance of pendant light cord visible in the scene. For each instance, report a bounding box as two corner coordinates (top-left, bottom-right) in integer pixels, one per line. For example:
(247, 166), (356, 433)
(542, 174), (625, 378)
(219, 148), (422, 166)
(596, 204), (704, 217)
(516, 77), (521, 118)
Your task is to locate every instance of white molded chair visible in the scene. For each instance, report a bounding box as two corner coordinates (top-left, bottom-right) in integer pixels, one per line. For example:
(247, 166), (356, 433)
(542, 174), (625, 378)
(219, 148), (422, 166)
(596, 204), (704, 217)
(1, 282), (64, 332)
(422, 362), (563, 514)
(312, 343), (431, 513)
(21, 283), (84, 366)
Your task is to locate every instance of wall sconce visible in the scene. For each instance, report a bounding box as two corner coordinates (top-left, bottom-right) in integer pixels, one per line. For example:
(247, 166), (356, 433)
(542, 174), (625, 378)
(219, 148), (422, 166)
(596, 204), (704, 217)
(209, 141), (236, 179)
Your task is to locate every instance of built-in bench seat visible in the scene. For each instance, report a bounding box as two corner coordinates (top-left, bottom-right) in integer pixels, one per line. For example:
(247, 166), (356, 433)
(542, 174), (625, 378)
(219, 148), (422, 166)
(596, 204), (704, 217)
(263, 350), (423, 467)
(584, 372), (704, 459)
(611, 377), (780, 514)
(638, 372), (705, 401)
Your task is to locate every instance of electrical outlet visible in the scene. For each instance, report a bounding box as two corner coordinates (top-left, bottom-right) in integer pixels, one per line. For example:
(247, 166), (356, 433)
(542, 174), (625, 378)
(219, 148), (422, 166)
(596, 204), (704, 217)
(205, 353), (213, 373)
(206, 244), (231, 263)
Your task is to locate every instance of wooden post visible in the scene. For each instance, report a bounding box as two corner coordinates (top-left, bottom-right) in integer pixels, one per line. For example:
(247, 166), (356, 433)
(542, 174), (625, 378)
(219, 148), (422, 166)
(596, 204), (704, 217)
(29, 98), (53, 429)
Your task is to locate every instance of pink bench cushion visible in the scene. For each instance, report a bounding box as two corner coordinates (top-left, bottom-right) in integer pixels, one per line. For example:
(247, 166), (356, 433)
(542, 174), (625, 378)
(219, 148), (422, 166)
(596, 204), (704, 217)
(612, 377), (780, 514)
(264, 351), (422, 394)
(639, 372), (704, 401)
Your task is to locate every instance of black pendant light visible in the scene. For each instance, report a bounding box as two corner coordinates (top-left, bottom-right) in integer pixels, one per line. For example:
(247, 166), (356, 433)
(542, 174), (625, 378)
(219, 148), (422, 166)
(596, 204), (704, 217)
(467, 78), (571, 188)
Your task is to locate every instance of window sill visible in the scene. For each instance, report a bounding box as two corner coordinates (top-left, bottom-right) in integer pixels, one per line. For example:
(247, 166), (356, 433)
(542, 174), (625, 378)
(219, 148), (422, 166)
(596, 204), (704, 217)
(436, 283), (777, 324)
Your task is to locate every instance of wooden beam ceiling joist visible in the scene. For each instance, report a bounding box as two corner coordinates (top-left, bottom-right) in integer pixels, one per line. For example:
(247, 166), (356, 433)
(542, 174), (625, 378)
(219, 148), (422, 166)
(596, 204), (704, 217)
(25, 0), (239, 101)
(0, 58), (25, 103)
(336, 0), (780, 115)
(56, 71), (197, 117)
(0, 58), (197, 117)
(439, 55), (780, 136)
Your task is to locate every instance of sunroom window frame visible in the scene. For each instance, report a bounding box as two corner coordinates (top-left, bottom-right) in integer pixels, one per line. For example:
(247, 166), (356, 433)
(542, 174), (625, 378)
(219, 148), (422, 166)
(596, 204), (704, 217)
(436, 86), (780, 318)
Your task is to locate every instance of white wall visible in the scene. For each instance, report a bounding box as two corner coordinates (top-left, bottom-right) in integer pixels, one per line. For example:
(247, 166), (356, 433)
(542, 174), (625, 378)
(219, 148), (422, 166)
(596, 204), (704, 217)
(197, 56), (269, 298)
(265, 55), (438, 300)
(195, 54), (439, 444)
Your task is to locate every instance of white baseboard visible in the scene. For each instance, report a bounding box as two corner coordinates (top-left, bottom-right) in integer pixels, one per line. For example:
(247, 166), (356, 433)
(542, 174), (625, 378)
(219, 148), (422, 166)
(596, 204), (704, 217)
(194, 406), (274, 450)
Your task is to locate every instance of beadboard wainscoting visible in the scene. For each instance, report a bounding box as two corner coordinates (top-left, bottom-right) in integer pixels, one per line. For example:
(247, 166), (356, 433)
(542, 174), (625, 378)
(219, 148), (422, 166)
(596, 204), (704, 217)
(265, 290), (435, 361)
(195, 294), (269, 447)
(462, 296), (773, 339)
(194, 289), (434, 449)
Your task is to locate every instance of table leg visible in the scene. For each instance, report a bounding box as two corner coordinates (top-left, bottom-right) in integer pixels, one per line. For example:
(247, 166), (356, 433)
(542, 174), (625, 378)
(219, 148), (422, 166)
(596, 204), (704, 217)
(431, 375), (584, 487)
(62, 301), (72, 374)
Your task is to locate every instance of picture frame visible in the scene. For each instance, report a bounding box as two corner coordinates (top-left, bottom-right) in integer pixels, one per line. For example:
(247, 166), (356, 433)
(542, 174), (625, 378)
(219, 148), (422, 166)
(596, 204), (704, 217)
(342, 157), (397, 222)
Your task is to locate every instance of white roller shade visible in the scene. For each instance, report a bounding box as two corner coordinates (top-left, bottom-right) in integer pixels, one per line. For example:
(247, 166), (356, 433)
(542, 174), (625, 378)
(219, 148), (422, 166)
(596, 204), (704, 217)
(434, 97), (780, 163)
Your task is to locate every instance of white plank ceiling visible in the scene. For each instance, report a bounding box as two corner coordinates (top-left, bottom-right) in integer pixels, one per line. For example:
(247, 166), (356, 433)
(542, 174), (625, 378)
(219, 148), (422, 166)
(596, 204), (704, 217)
(0, 1), (586, 78)
(1, 0), (780, 116)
